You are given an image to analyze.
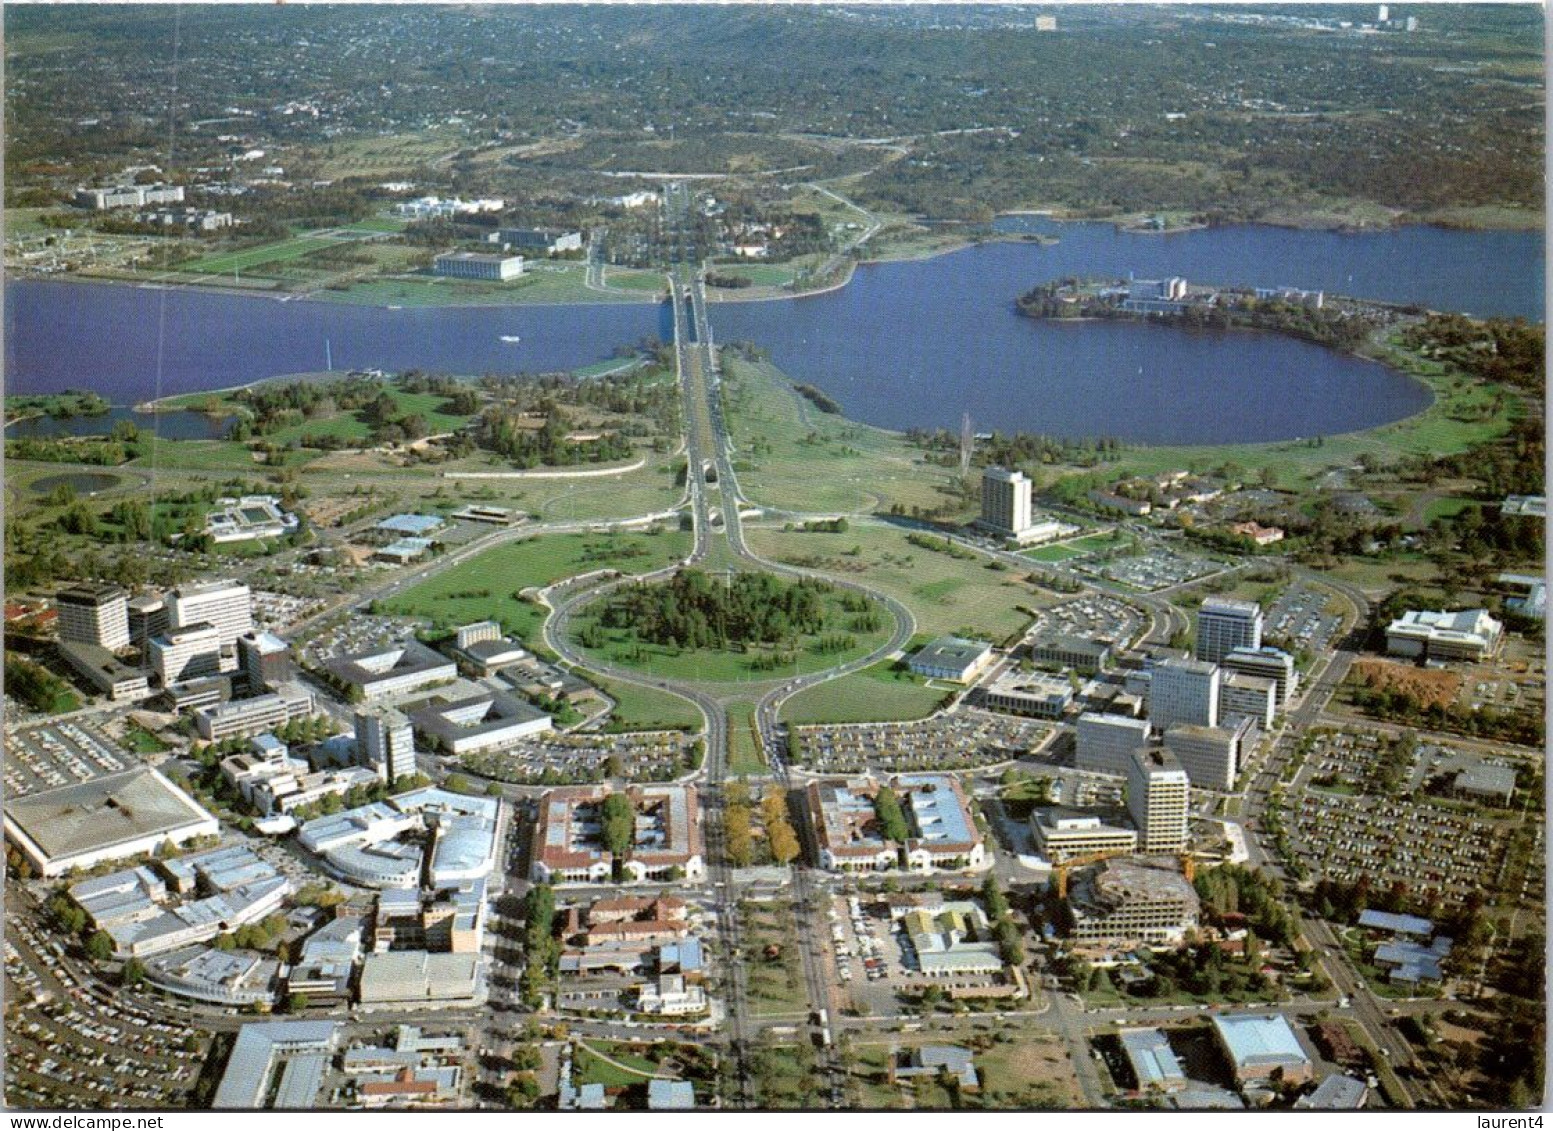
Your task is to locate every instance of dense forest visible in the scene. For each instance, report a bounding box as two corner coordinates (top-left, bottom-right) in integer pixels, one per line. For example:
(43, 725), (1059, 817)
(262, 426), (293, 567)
(593, 569), (857, 651)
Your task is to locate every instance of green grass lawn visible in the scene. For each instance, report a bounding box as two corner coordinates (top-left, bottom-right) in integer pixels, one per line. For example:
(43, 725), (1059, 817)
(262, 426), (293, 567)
(727, 699), (767, 774)
(710, 262), (797, 287)
(377, 528), (692, 645)
(344, 216), (410, 234)
(720, 355), (964, 517)
(573, 1042), (660, 1087)
(183, 235), (342, 276)
(594, 676), (705, 733)
(741, 902), (810, 1016)
(310, 263), (652, 307)
(1422, 496), (1481, 524)
(747, 520), (1041, 642)
(780, 659), (947, 725)
(1021, 543), (1085, 563)
(603, 269), (670, 292)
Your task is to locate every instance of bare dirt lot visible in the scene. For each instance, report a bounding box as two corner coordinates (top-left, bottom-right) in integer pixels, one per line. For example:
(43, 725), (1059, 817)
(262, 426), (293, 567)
(1352, 659), (1463, 710)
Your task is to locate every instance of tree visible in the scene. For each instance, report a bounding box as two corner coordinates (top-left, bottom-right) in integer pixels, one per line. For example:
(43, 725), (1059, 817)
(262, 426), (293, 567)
(122, 957), (147, 987)
(286, 992), (311, 1014)
(768, 822), (801, 865)
(600, 792), (635, 857)
(85, 931), (114, 963)
(725, 804), (754, 867)
(873, 785), (909, 842)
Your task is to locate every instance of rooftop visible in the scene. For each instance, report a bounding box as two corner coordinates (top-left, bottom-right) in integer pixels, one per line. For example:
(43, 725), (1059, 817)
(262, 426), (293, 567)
(911, 636), (992, 669)
(376, 513), (445, 536)
(213, 1021), (337, 1109)
(4, 767), (214, 863)
(1211, 1014), (1310, 1070)
(1119, 1028), (1186, 1090)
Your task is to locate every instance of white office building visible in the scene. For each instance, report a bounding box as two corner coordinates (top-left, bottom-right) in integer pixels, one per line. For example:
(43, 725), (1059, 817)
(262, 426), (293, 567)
(1148, 657), (1220, 729)
(150, 624), (224, 686)
(1075, 713), (1152, 777)
(1195, 597), (1264, 664)
(1385, 609), (1503, 662)
(433, 252), (523, 281)
(168, 580), (253, 650)
(1222, 647), (1299, 707)
(55, 584), (131, 651)
(356, 706), (418, 784)
(194, 685), (316, 742)
(980, 467), (1033, 538)
(1126, 748), (1190, 854)
(1218, 672), (1277, 730)
(1029, 809), (1138, 864)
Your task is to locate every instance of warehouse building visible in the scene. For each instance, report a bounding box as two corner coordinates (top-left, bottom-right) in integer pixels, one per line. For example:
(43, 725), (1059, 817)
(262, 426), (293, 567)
(4, 767), (218, 879)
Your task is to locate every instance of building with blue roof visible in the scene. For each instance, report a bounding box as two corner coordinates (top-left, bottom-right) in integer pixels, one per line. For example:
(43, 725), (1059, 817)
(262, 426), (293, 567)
(647, 1079), (695, 1110)
(213, 1021), (338, 1109)
(892, 1046), (980, 1090)
(1296, 1074), (1369, 1109)
(1357, 909), (1434, 937)
(1210, 1014), (1313, 1085)
(1119, 1028), (1187, 1094)
(377, 513), (447, 537)
(1374, 936), (1452, 984)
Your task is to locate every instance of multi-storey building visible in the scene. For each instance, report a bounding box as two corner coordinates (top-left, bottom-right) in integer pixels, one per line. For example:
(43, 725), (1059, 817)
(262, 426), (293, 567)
(1029, 809), (1138, 864)
(167, 580), (253, 660)
(193, 686), (315, 742)
(74, 183), (185, 210)
(1067, 858), (1200, 945)
(1195, 597), (1264, 664)
(237, 631), (291, 695)
(1218, 672), (1277, 730)
(530, 785), (704, 884)
(1028, 633), (1112, 673)
(1385, 608), (1504, 662)
(1148, 657), (1220, 729)
(1126, 748), (1190, 854)
(432, 252), (523, 281)
(127, 593), (170, 651)
(55, 583), (130, 651)
(327, 640), (457, 701)
(979, 466), (1032, 537)
(1162, 720), (1251, 792)
(1221, 646), (1300, 707)
(150, 624), (224, 686)
(356, 706), (418, 784)
(1074, 712), (1151, 777)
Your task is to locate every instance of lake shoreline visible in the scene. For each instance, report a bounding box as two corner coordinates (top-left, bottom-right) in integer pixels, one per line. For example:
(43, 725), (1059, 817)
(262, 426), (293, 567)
(15, 207), (1536, 313)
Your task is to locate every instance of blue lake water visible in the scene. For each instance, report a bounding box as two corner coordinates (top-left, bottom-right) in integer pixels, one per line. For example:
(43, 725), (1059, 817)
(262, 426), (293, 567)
(5, 220), (1541, 445)
(6, 406), (231, 440)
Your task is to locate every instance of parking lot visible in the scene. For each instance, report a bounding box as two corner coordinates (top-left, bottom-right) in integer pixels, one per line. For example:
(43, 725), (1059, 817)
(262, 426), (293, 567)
(461, 730), (698, 786)
(4, 720), (135, 798)
(1026, 594), (1145, 650)
(299, 612), (428, 666)
(1079, 548), (1219, 592)
(252, 588), (330, 632)
(790, 709), (1052, 774)
(1266, 584), (1344, 654)
(1286, 786), (1525, 909)
(6, 916), (210, 1109)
